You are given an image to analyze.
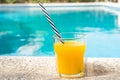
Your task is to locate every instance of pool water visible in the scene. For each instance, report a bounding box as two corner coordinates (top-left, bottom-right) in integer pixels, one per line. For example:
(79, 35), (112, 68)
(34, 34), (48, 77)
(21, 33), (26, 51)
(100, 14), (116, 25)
(0, 7), (120, 57)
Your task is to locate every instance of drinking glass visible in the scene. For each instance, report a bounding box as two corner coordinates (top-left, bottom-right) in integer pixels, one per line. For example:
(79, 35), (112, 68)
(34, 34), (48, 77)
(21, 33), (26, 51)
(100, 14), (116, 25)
(53, 32), (86, 78)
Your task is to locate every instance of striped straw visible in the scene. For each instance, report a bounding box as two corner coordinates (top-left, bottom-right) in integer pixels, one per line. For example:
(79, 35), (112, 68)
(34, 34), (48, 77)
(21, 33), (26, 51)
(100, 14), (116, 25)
(39, 3), (64, 44)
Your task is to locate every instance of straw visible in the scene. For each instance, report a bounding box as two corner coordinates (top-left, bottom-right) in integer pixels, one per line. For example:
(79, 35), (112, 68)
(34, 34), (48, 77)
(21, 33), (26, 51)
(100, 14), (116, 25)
(39, 3), (64, 44)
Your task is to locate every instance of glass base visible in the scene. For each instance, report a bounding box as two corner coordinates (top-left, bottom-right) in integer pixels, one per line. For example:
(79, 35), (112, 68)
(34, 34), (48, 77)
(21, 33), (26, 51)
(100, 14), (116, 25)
(59, 72), (85, 78)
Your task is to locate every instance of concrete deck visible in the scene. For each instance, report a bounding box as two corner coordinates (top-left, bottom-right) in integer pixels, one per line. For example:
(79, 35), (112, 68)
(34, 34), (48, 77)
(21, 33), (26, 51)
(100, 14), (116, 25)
(0, 57), (120, 80)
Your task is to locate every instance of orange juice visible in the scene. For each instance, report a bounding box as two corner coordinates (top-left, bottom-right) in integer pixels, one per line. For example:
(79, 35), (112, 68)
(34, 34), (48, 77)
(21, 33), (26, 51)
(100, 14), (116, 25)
(54, 41), (86, 76)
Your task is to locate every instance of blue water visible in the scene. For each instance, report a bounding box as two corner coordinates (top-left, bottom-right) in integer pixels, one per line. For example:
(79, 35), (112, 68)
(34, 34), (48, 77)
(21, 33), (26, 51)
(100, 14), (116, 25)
(0, 7), (120, 57)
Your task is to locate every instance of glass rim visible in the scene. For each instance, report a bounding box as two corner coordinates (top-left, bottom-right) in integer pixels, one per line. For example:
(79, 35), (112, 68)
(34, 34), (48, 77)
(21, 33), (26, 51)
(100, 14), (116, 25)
(53, 32), (87, 40)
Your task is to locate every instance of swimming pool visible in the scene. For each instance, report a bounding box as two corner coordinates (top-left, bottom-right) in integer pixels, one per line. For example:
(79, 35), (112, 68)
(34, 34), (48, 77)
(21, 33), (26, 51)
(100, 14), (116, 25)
(0, 4), (120, 57)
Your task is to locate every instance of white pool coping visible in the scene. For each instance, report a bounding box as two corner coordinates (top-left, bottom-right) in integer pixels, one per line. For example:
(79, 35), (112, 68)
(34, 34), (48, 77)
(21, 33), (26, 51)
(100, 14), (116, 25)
(0, 3), (120, 15)
(0, 2), (119, 7)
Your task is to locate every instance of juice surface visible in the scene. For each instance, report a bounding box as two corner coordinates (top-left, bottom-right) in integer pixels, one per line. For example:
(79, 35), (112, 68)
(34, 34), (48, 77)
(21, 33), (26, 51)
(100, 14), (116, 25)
(54, 41), (86, 75)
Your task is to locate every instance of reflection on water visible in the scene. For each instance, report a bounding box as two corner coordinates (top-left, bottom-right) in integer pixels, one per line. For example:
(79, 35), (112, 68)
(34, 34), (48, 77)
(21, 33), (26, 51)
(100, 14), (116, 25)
(86, 32), (120, 57)
(0, 31), (48, 56)
(0, 8), (120, 57)
(16, 36), (43, 55)
(118, 14), (120, 28)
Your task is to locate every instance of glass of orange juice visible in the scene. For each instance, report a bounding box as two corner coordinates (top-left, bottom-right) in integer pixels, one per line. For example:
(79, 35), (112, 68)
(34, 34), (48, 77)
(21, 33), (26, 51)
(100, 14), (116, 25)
(53, 32), (86, 78)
